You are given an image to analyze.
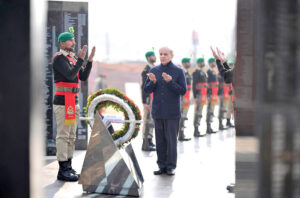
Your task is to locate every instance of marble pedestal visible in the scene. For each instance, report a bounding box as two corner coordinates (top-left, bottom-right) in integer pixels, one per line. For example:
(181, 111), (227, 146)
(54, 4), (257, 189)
(78, 113), (143, 196)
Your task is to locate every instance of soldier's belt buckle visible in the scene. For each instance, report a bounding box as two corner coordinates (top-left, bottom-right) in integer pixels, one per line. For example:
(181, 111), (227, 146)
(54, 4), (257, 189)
(72, 87), (78, 93)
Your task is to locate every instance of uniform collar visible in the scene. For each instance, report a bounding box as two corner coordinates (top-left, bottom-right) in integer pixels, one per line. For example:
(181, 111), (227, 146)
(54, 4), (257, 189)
(60, 49), (77, 60)
(147, 63), (155, 67)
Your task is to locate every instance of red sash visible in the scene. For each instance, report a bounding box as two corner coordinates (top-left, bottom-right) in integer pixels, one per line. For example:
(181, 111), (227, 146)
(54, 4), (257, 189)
(196, 82), (207, 105)
(55, 55), (79, 125)
(196, 82), (208, 105)
(209, 82), (219, 104)
(55, 82), (79, 125)
(231, 84), (235, 101)
(221, 82), (230, 102)
(183, 85), (192, 107)
(200, 87), (207, 105)
(150, 93), (153, 108)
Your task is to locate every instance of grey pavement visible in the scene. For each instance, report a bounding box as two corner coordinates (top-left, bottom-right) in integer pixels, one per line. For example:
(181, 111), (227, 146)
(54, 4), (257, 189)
(43, 103), (236, 198)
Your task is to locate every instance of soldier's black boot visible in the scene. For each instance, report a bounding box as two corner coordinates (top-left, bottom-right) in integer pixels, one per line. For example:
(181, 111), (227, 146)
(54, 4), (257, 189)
(206, 123), (216, 134)
(142, 138), (156, 151)
(194, 126), (206, 137)
(226, 119), (235, 128)
(219, 119), (226, 130)
(178, 131), (191, 141)
(148, 138), (156, 148)
(67, 159), (80, 177)
(57, 161), (79, 182)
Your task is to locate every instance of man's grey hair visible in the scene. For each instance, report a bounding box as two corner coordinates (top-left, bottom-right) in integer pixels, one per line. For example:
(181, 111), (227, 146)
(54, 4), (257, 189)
(159, 47), (173, 55)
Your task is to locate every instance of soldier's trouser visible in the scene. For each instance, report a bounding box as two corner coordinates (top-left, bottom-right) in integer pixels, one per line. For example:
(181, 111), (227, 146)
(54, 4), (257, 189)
(182, 104), (190, 118)
(142, 107), (154, 139)
(218, 96), (227, 120)
(226, 98), (234, 119)
(193, 103), (204, 127)
(206, 97), (216, 124)
(178, 104), (189, 137)
(54, 104), (80, 162)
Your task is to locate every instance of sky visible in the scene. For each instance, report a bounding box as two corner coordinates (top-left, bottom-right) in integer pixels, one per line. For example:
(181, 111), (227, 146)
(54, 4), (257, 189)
(61, 0), (237, 63)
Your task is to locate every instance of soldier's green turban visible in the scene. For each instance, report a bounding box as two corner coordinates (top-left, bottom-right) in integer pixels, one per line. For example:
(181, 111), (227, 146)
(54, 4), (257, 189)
(181, 57), (191, 63)
(208, 58), (215, 64)
(58, 32), (74, 43)
(145, 51), (155, 58)
(197, 58), (204, 63)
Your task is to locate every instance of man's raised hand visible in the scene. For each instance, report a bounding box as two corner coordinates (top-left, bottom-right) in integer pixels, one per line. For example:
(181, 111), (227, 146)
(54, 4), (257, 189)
(162, 72), (172, 83)
(88, 46), (96, 62)
(78, 45), (88, 60)
(147, 73), (157, 83)
(210, 46), (219, 60)
(216, 47), (226, 64)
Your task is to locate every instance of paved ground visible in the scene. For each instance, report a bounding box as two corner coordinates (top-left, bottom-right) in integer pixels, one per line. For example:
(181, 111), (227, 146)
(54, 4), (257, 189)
(43, 83), (236, 198)
(43, 105), (236, 198)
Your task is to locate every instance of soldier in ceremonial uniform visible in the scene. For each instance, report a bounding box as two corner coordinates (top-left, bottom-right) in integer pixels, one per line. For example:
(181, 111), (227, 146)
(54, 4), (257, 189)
(52, 31), (95, 181)
(141, 51), (156, 151)
(178, 58), (192, 141)
(226, 61), (235, 128)
(192, 58), (208, 137)
(218, 73), (230, 130)
(206, 58), (218, 134)
(210, 47), (236, 128)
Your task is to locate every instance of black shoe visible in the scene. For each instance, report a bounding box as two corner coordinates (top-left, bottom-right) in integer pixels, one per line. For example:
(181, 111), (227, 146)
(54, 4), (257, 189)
(166, 169), (175, 175)
(148, 138), (156, 148)
(194, 127), (206, 137)
(142, 139), (156, 151)
(142, 146), (156, 151)
(57, 161), (79, 182)
(226, 119), (235, 128)
(219, 121), (227, 130)
(67, 159), (80, 177)
(154, 169), (166, 175)
(178, 137), (191, 141)
(194, 133), (206, 137)
(206, 125), (217, 134)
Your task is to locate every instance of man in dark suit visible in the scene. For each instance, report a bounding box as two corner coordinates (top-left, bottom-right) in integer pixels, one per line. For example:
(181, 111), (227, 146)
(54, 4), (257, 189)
(144, 47), (187, 176)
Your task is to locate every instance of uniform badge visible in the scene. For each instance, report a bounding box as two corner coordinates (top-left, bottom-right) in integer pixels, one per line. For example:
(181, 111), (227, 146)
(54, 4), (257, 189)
(67, 105), (75, 115)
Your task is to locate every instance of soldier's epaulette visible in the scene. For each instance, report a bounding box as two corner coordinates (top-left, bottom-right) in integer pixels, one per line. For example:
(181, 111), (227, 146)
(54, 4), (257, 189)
(51, 52), (63, 63)
(55, 52), (63, 56)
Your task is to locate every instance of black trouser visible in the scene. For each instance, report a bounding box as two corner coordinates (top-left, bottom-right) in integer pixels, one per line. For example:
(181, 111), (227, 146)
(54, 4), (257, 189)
(154, 119), (179, 170)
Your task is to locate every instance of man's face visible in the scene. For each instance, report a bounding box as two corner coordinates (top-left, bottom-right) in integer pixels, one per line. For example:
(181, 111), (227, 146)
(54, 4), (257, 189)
(197, 62), (205, 68)
(148, 55), (156, 64)
(60, 38), (76, 51)
(183, 62), (191, 69)
(209, 62), (216, 68)
(159, 48), (173, 65)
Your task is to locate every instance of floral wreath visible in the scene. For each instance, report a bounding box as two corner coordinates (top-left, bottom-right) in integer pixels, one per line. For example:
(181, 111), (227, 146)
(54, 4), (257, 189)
(85, 88), (142, 147)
